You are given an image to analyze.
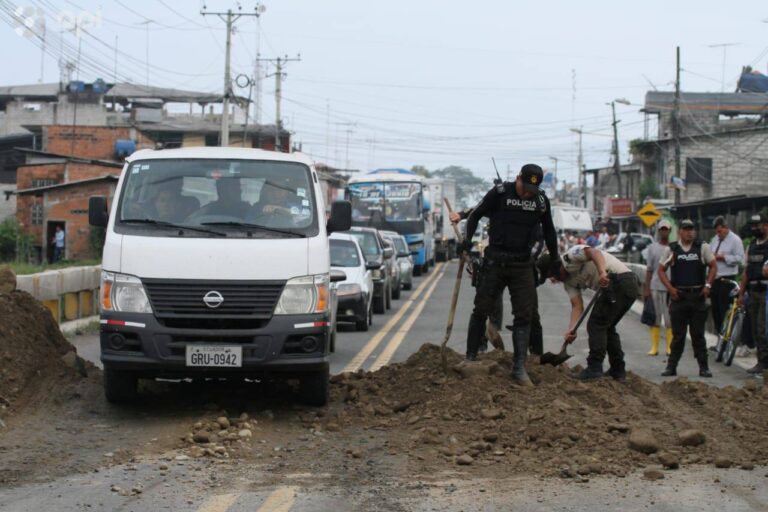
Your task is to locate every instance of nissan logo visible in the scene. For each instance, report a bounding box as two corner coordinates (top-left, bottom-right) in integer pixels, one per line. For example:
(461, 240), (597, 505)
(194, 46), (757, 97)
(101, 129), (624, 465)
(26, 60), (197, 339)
(203, 291), (224, 309)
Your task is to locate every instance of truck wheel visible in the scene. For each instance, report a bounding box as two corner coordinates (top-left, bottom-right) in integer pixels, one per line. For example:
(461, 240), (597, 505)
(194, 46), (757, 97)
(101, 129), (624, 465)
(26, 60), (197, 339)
(298, 370), (329, 407)
(403, 280), (412, 291)
(373, 292), (386, 314)
(392, 281), (401, 300)
(436, 251), (445, 263)
(413, 266), (422, 277)
(104, 369), (138, 404)
(356, 302), (370, 331)
(385, 284), (392, 310)
(422, 263), (429, 274)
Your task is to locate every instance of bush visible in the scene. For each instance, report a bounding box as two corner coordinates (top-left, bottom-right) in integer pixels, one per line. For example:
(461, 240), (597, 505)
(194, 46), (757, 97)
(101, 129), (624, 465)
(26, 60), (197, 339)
(0, 218), (33, 262)
(89, 226), (106, 258)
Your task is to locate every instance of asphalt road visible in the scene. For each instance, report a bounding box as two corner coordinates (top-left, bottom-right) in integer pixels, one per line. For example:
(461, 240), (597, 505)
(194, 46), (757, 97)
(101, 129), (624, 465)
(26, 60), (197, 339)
(5, 259), (765, 512)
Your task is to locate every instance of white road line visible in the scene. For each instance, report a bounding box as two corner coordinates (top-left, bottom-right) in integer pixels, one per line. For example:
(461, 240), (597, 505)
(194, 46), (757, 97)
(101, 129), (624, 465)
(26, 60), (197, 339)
(342, 263), (446, 373)
(196, 493), (240, 512)
(369, 265), (447, 371)
(256, 486), (298, 512)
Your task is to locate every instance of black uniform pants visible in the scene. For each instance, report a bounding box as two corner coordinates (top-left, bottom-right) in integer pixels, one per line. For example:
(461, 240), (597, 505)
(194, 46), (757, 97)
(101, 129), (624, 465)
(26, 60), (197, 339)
(669, 289), (708, 366)
(711, 276), (737, 335)
(473, 258), (534, 334)
(746, 288), (768, 366)
(486, 284), (543, 355)
(586, 276), (638, 369)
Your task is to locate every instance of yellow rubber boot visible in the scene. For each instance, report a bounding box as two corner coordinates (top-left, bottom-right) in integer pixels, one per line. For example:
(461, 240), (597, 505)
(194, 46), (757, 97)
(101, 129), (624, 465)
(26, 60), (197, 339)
(648, 326), (660, 356)
(665, 328), (673, 355)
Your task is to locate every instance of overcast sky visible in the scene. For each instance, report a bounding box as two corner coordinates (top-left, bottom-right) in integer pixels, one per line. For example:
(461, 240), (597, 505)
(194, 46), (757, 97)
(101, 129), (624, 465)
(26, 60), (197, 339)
(2, 1), (768, 184)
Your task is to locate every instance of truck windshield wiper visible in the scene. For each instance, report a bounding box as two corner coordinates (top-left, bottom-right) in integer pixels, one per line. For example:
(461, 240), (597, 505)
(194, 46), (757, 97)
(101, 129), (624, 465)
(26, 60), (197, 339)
(200, 221), (305, 238)
(121, 218), (227, 237)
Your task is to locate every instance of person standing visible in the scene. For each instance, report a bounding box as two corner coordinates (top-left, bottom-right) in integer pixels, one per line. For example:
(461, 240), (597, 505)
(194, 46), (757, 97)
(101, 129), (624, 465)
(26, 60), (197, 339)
(460, 164), (559, 386)
(710, 216), (744, 336)
(739, 214), (768, 375)
(643, 220), (673, 356)
(52, 225), (65, 262)
(658, 219), (717, 378)
(597, 226), (611, 249)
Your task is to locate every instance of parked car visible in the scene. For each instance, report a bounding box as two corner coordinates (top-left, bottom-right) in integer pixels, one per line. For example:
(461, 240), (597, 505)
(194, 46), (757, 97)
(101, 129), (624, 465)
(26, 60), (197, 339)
(329, 233), (374, 332)
(345, 227), (394, 314)
(379, 230), (407, 298)
(88, 147), (352, 407)
(392, 234), (414, 291)
(606, 232), (654, 263)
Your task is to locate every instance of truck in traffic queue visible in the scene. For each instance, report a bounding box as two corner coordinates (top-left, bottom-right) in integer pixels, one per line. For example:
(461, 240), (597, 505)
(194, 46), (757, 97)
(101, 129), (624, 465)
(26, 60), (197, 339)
(88, 147), (351, 407)
(426, 177), (457, 262)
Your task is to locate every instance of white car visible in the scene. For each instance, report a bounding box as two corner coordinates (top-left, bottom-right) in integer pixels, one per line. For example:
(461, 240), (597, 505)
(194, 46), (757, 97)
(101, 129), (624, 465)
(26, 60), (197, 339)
(330, 233), (374, 331)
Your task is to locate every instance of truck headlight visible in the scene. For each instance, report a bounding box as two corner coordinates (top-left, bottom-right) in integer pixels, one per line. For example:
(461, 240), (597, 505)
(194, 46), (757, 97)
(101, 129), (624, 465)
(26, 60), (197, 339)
(274, 274), (329, 315)
(101, 271), (152, 313)
(337, 283), (362, 297)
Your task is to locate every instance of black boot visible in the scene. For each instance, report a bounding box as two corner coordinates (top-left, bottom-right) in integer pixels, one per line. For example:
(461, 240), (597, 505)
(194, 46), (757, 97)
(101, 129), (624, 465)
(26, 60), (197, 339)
(466, 313), (485, 361)
(511, 325), (533, 387)
(661, 363), (677, 377)
(604, 365), (627, 382)
(698, 359), (712, 378)
(577, 362), (604, 381)
(746, 363), (765, 374)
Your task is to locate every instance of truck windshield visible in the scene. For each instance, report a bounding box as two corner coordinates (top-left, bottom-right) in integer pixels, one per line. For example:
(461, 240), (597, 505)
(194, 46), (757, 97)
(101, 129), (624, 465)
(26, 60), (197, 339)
(348, 182), (421, 223)
(116, 159), (317, 237)
(330, 240), (361, 267)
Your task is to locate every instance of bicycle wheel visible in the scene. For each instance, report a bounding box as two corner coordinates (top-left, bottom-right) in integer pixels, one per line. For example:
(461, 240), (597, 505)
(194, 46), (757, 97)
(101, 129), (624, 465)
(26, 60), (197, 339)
(724, 311), (744, 367)
(714, 331), (727, 363)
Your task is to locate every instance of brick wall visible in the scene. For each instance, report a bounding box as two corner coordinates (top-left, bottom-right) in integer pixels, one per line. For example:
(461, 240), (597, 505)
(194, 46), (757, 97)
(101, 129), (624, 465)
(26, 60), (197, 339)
(44, 125), (153, 161)
(44, 181), (117, 261)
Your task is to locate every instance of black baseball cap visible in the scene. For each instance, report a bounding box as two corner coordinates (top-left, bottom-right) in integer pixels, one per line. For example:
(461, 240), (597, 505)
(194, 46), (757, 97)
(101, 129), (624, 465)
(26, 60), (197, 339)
(520, 164), (543, 193)
(749, 213), (767, 224)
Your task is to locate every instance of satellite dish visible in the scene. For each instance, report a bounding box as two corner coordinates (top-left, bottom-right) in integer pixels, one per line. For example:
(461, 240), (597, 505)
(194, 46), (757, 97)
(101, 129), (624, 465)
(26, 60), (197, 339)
(13, 5), (45, 39)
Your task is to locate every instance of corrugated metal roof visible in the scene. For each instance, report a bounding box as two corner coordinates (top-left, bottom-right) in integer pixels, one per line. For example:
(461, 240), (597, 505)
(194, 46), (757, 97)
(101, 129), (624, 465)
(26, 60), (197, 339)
(644, 91), (768, 115)
(0, 82), (245, 104)
(14, 175), (119, 195)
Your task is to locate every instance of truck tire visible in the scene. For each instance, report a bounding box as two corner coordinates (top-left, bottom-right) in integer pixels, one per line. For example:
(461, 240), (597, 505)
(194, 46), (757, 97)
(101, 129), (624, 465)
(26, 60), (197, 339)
(436, 250), (446, 263)
(356, 302), (370, 331)
(373, 292), (386, 314)
(392, 280), (401, 300)
(413, 266), (422, 277)
(385, 283), (392, 310)
(403, 280), (412, 291)
(298, 370), (329, 407)
(104, 368), (138, 405)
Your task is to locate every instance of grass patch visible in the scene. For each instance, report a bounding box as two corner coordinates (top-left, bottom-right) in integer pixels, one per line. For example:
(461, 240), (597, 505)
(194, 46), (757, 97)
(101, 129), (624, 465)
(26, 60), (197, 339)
(64, 318), (101, 339)
(3, 259), (100, 275)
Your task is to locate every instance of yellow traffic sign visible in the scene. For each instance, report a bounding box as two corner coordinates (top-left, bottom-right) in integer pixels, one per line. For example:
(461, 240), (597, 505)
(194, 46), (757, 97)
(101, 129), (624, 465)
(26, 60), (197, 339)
(637, 202), (662, 227)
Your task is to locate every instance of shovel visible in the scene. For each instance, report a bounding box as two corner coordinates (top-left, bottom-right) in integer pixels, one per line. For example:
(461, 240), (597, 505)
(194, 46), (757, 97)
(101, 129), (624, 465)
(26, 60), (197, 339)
(440, 198), (467, 371)
(540, 288), (603, 366)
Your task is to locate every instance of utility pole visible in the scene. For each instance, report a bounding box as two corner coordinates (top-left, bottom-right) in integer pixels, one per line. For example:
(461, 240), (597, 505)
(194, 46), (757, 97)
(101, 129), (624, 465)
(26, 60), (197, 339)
(610, 101), (623, 198)
(570, 127), (586, 208)
(673, 46), (682, 205)
(252, 4), (266, 125)
(260, 55), (301, 151)
(201, 6), (263, 147)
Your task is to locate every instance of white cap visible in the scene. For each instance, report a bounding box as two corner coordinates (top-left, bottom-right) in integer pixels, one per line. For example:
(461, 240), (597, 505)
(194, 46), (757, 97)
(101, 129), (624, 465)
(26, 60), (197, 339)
(658, 219), (672, 230)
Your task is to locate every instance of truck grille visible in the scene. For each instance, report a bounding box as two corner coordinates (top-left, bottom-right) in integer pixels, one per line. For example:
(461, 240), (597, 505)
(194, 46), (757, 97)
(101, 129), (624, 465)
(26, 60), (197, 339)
(143, 279), (285, 318)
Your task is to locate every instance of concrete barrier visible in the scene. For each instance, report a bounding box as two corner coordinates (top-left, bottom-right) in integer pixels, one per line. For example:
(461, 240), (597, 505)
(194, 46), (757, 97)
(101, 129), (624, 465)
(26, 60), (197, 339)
(15, 265), (101, 323)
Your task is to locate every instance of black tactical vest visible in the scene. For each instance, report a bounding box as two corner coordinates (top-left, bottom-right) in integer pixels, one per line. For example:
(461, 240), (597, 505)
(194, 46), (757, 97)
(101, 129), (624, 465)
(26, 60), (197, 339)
(670, 240), (705, 287)
(487, 187), (548, 253)
(746, 238), (768, 282)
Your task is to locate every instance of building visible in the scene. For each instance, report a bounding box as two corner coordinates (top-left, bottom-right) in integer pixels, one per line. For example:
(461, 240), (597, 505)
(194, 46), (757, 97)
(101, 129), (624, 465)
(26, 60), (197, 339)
(635, 91), (768, 204)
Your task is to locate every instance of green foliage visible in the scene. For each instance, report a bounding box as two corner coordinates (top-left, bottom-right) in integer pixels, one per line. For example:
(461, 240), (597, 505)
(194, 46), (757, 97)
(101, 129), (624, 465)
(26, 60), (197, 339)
(638, 177), (661, 201)
(629, 138), (654, 160)
(0, 218), (33, 262)
(8, 258), (100, 275)
(89, 226), (106, 258)
(410, 165), (432, 178)
(430, 165), (490, 207)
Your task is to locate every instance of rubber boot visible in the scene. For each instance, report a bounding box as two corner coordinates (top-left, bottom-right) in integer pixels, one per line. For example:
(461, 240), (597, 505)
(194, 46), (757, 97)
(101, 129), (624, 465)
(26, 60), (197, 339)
(661, 362), (677, 377)
(698, 360), (712, 378)
(577, 362), (604, 381)
(747, 363), (765, 375)
(665, 328), (673, 356)
(511, 326), (533, 387)
(647, 327), (660, 356)
(465, 313), (485, 361)
(604, 363), (627, 382)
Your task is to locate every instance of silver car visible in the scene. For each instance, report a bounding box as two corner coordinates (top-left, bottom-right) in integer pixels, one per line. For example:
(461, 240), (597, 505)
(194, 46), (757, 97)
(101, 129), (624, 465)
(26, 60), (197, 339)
(391, 234), (414, 290)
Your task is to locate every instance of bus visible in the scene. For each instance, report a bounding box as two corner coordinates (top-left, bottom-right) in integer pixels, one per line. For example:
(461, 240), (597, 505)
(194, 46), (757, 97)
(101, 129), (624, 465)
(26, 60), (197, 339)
(346, 169), (434, 275)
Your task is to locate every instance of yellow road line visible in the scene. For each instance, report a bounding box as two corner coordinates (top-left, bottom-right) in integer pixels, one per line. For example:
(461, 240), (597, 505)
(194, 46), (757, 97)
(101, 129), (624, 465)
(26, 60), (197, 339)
(342, 262), (445, 373)
(369, 265), (447, 371)
(256, 486), (298, 512)
(196, 493), (240, 512)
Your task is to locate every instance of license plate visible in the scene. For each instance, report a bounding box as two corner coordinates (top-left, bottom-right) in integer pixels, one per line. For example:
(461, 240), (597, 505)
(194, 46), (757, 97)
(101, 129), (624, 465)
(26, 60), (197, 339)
(185, 345), (242, 367)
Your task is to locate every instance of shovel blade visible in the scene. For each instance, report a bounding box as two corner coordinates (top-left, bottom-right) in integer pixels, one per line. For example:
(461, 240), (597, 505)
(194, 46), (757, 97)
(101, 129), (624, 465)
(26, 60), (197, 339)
(540, 349), (572, 367)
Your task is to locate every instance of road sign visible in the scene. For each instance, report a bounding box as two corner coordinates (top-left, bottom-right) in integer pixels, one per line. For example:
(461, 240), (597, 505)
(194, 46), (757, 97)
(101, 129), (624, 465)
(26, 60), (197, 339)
(637, 202), (662, 227)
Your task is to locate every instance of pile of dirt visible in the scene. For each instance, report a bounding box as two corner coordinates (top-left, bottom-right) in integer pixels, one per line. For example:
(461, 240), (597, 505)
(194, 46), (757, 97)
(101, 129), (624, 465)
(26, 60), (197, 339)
(315, 344), (768, 477)
(0, 291), (93, 418)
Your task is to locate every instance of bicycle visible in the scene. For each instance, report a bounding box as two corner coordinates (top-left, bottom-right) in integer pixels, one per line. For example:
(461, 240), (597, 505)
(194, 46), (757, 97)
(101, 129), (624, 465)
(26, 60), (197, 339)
(713, 279), (745, 366)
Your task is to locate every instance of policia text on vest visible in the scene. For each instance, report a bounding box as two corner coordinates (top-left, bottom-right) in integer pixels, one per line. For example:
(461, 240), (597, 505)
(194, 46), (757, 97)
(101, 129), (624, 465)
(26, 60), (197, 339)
(460, 164), (559, 386)
(658, 221), (717, 378)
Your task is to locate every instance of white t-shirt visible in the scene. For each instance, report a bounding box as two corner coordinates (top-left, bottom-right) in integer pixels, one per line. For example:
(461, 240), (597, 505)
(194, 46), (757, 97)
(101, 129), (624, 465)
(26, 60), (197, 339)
(561, 245), (631, 298)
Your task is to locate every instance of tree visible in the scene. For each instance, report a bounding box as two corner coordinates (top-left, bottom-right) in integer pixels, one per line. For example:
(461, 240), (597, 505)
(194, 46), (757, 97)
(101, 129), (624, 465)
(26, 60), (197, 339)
(431, 165), (490, 207)
(638, 177), (661, 201)
(410, 165), (431, 178)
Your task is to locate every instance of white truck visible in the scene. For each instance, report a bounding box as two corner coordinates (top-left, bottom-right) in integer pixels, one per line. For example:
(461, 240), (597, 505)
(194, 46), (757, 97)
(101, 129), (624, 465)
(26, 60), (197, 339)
(426, 178), (457, 261)
(551, 204), (593, 235)
(88, 147), (352, 406)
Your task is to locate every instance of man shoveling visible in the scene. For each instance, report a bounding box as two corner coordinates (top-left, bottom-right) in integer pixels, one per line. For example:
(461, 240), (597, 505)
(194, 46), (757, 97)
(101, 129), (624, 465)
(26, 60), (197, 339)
(540, 244), (639, 381)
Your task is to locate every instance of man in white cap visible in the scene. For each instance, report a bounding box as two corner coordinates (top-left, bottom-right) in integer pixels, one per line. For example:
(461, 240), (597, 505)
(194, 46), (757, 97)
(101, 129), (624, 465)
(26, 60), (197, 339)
(643, 219), (673, 355)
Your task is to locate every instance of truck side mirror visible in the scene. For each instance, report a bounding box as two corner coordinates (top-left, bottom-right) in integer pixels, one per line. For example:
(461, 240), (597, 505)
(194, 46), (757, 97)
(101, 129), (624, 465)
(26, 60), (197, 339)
(383, 246), (394, 259)
(327, 200), (352, 234)
(330, 269), (347, 283)
(89, 196), (109, 227)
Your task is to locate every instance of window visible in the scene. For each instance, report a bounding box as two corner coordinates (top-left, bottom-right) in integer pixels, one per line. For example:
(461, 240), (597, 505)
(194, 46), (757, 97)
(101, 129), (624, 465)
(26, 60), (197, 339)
(32, 179), (56, 188)
(685, 158), (712, 186)
(31, 203), (43, 225)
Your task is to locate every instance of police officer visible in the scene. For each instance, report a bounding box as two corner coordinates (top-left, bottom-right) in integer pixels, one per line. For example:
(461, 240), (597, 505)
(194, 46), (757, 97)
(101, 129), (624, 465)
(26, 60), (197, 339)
(738, 214), (768, 375)
(541, 243), (639, 381)
(658, 219), (717, 378)
(459, 164), (559, 386)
